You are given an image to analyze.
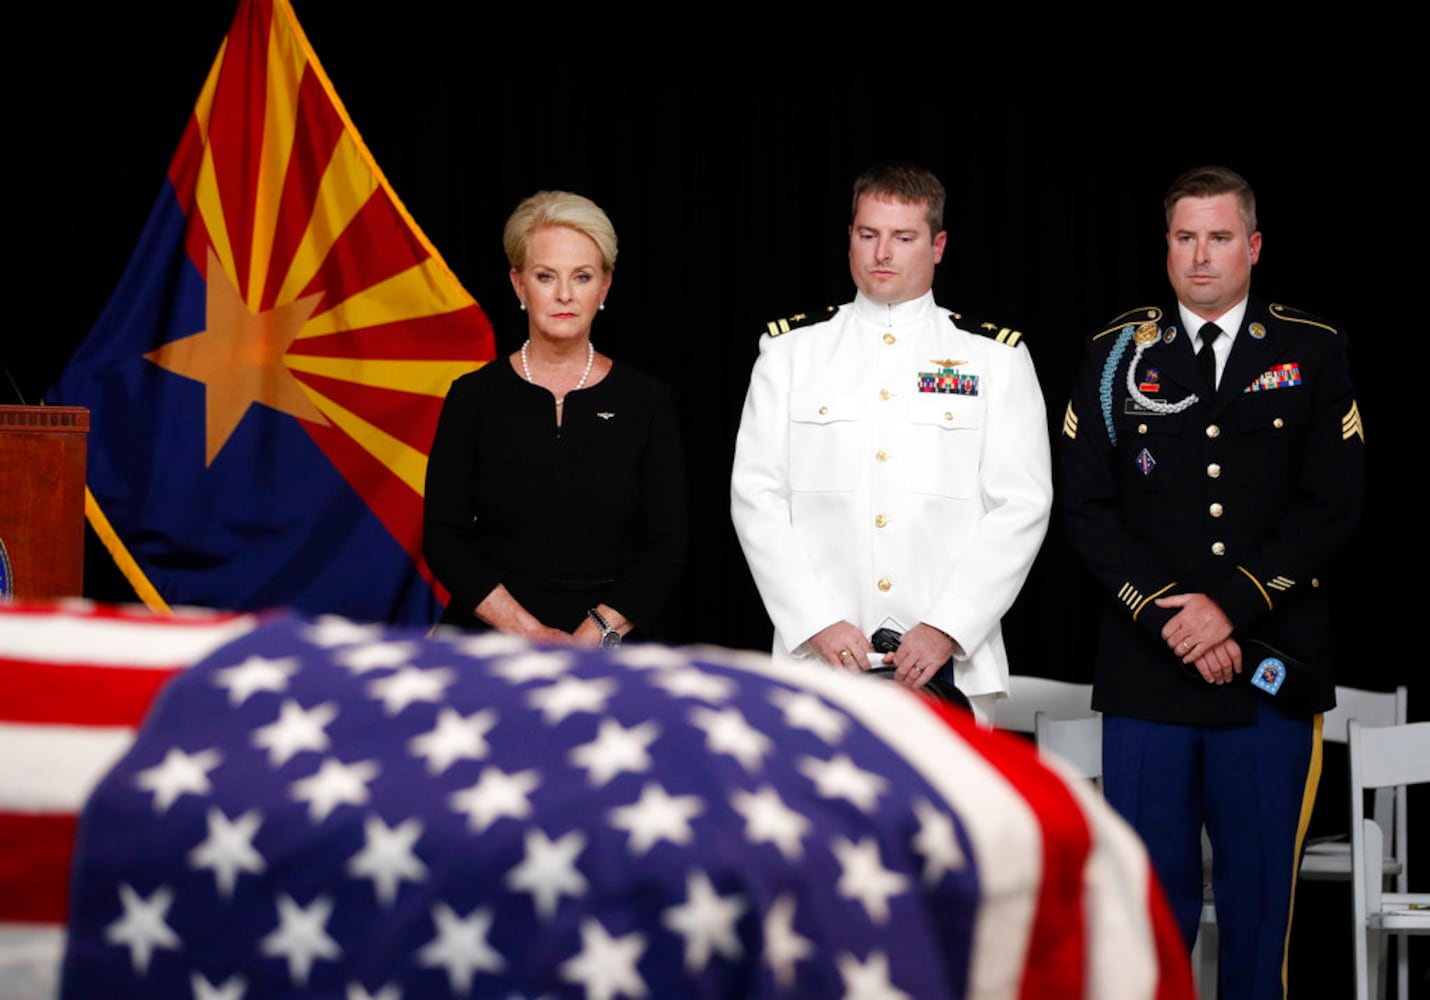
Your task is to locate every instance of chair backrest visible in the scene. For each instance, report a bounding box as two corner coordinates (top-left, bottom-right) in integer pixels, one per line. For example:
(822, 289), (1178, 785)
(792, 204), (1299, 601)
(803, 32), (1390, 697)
(1033, 711), (1102, 786)
(1346, 719), (1430, 1000)
(1323, 685), (1408, 743)
(998, 675), (1094, 734)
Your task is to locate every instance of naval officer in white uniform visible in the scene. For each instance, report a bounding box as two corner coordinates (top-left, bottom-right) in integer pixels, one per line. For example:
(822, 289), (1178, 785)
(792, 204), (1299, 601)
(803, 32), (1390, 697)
(731, 162), (1052, 723)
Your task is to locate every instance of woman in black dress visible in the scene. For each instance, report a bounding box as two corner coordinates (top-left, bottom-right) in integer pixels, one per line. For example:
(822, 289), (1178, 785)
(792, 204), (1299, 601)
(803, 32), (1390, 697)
(423, 192), (686, 645)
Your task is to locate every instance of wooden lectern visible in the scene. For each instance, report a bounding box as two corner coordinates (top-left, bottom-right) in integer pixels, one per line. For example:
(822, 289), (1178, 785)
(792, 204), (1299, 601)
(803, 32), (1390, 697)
(0, 406), (89, 600)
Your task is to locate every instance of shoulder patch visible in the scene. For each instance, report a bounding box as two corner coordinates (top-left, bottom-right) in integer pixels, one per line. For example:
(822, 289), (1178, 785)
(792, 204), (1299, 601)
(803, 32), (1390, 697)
(1092, 306), (1163, 342)
(762, 306), (836, 338)
(950, 312), (1027, 349)
(1268, 302), (1339, 335)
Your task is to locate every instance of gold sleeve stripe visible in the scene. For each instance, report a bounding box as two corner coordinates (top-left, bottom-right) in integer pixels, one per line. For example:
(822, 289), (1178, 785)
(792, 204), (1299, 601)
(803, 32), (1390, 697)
(1118, 582), (1144, 610)
(1238, 565), (1274, 611)
(1342, 401), (1364, 442)
(1133, 582), (1177, 621)
(1063, 402), (1078, 439)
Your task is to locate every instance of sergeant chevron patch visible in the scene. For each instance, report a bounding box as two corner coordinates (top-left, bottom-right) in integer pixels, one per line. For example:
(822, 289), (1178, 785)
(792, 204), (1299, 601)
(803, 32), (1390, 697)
(1062, 403), (1077, 439)
(1342, 401), (1365, 442)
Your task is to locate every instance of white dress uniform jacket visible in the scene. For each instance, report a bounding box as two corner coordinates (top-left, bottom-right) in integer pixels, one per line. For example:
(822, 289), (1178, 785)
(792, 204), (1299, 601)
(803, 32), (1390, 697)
(731, 291), (1053, 698)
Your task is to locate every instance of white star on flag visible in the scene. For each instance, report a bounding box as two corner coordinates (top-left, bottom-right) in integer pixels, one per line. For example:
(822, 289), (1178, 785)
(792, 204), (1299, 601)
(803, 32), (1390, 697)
(448, 766), (540, 833)
(289, 758), (378, 822)
(448, 631), (530, 658)
(408, 707), (497, 774)
(191, 971), (247, 1000)
(770, 689), (848, 744)
(188, 807), (265, 897)
(688, 705), (771, 771)
(366, 666), (455, 715)
(832, 835), (909, 924)
(334, 641), (418, 675)
(526, 675), (617, 724)
(609, 782), (703, 855)
(661, 870), (746, 972)
(251, 699), (337, 767)
(416, 903), (505, 994)
(799, 753), (887, 811)
(568, 718), (659, 786)
(911, 799), (965, 884)
(491, 650), (573, 684)
(345, 983), (401, 1000)
(837, 948), (911, 1000)
(505, 827), (589, 920)
(134, 746), (222, 813)
(608, 644), (690, 669)
(212, 654), (297, 705)
(346, 815), (428, 906)
(762, 893), (813, 990)
(301, 616), (383, 649)
(649, 668), (735, 702)
(559, 918), (647, 1000)
(104, 883), (180, 974)
(259, 893), (341, 987)
(731, 785), (810, 860)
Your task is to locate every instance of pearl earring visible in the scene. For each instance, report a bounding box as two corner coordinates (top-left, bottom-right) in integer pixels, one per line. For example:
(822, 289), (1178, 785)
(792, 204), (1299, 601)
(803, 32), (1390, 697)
(519, 301), (527, 311)
(598, 302), (605, 311)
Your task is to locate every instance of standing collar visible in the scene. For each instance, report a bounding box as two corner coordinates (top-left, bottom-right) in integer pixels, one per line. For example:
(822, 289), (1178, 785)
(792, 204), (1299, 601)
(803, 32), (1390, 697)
(851, 290), (936, 326)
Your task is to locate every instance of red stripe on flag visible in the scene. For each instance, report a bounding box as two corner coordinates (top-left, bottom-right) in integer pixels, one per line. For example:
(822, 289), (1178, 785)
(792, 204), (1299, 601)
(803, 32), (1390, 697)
(298, 186), (433, 308)
(0, 660), (179, 727)
(260, 64), (346, 314)
(207, 0), (275, 299)
(293, 372), (447, 455)
(0, 813), (77, 923)
(929, 704), (1092, 998)
(293, 307), (496, 363)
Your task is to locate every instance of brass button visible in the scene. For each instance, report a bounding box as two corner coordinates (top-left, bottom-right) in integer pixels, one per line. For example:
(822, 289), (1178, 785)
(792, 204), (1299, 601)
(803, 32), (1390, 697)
(1138, 423), (1148, 435)
(883, 333), (896, 345)
(1274, 417), (1284, 429)
(1209, 502), (1224, 518)
(1211, 541), (1226, 556)
(874, 514), (888, 528)
(877, 577), (892, 592)
(818, 405), (828, 415)
(1207, 463), (1222, 478)
(879, 388), (891, 401)
(1206, 424), (1221, 439)
(875, 449), (889, 462)
(944, 411), (954, 422)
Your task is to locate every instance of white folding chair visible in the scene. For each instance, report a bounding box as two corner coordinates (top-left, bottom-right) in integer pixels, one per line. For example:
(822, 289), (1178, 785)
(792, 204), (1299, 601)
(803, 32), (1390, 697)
(1033, 710), (1217, 999)
(1301, 685), (1408, 883)
(1348, 719), (1430, 1000)
(996, 675), (1093, 735)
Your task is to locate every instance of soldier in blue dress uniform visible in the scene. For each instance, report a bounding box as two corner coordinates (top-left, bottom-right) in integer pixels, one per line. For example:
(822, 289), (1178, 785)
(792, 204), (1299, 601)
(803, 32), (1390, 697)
(1059, 166), (1365, 999)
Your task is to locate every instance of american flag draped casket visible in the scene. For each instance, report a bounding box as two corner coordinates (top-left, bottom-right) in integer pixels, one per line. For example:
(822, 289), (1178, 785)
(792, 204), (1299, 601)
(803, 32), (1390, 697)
(2, 602), (1191, 998)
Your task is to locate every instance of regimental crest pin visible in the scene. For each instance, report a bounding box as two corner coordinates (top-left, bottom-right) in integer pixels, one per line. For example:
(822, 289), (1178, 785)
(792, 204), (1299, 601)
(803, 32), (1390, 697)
(597, 412), (615, 420)
(1249, 322), (1267, 340)
(1136, 448), (1156, 475)
(1251, 656), (1287, 696)
(1164, 325), (1179, 345)
(1139, 368), (1161, 394)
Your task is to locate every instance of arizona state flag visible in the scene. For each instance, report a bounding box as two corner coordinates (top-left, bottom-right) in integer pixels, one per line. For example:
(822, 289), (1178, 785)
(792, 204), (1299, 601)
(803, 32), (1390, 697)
(46, 0), (492, 625)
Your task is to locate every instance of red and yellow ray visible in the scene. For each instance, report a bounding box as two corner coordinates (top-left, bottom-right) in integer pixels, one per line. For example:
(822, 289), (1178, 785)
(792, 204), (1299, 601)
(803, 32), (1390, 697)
(149, 0), (493, 579)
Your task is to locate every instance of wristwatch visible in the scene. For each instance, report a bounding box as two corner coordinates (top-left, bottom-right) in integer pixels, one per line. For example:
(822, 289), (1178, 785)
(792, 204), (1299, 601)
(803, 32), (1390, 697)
(586, 607), (622, 648)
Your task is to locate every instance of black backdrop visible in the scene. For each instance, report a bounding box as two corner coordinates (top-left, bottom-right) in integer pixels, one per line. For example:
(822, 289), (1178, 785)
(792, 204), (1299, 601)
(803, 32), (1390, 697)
(7, 4), (1425, 992)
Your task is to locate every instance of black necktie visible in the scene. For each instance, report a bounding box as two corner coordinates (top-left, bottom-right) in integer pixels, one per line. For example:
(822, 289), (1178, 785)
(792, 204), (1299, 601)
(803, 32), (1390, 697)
(1197, 322), (1221, 390)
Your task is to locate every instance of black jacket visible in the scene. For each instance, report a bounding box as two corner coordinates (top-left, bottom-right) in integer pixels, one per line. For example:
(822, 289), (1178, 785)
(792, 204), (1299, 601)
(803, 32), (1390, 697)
(1059, 297), (1364, 724)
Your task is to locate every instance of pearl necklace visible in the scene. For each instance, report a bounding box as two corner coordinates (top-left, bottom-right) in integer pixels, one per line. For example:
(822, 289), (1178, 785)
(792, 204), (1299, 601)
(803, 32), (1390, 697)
(521, 339), (594, 406)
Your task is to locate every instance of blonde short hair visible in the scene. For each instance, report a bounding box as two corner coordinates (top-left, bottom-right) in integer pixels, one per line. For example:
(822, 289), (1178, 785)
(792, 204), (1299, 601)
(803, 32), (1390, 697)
(502, 191), (618, 272)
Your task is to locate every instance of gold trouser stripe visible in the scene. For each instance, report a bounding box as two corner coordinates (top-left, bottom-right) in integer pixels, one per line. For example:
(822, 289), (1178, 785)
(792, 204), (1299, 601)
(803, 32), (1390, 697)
(1133, 582), (1177, 620)
(1238, 565), (1274, 611)
(1283, 713), (1325, 996)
